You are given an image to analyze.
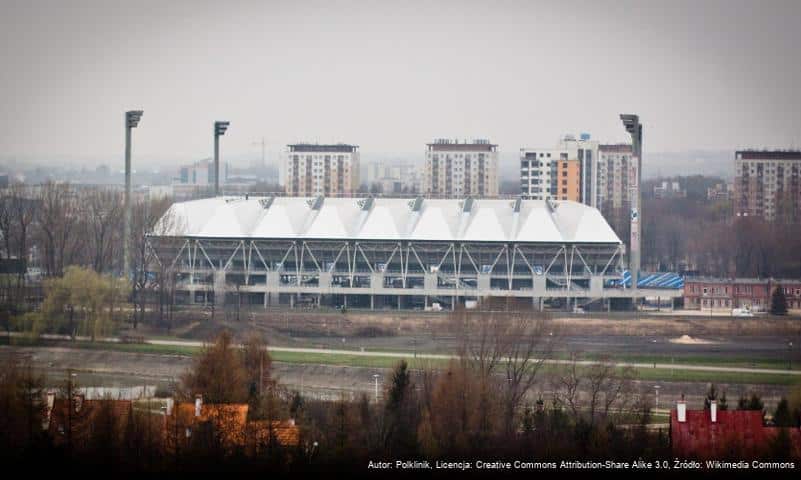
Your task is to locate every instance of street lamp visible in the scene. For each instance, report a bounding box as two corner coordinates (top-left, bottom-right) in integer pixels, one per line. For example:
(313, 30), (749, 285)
(214, 121), (230, 196)
(789, 341), (794, 370)
(373, 374), (381, 403)
(124, 110), (143, 280)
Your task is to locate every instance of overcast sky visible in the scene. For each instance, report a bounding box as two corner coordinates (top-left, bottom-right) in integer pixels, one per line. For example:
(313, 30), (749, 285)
(1, 0), (800, 165)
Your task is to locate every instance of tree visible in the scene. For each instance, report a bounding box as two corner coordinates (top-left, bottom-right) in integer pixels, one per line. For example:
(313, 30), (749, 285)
(382, 360), (417, 456)
(242, 333), (272, 400)
(180, 331), (248, 404)
(702, 384), (730, 411)
(35, 182), (78, 277)
(130, 197), (172, 329)
(771, 284), (788, 315)
(773, 398), (793, 427)
(500, 311), (558, 436)
(553, 354), (637, 430)
(737, 392), (765, 419)
(83, 188), (123, 274)
(41, 266), (129, 340)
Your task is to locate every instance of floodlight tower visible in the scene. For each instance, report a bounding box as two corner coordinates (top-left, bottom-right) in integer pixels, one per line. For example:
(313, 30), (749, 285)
(620, 113), (642, 297)
(214, 121), (230, 196)
(124, 110), (143, 280)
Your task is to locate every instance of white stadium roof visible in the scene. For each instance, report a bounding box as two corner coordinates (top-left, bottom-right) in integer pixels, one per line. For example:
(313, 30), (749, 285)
(153, 196), (622, 244)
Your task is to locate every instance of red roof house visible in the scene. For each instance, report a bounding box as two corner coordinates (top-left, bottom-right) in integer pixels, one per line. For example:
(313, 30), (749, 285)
(671, 400), (801, 460)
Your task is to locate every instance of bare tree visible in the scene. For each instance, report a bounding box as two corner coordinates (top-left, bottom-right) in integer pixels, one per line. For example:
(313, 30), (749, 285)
(130, 197), (172, 329)
(501, 310), (558, 436)
(552, 354), (637, 429)
(35, 182), (78, 277)
(83, 188), (123, 274)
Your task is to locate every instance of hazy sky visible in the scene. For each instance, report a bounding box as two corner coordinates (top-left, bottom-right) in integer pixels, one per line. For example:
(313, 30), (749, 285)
(2, 0), (800, 165)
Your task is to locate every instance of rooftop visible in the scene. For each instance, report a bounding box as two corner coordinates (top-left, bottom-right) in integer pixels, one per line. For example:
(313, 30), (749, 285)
(599, 144), (633, 152)
(153, 196), (622, 244)
(736, 150), (801, 160)
(671, 408), (801, 460)
(288, 144), (359, 153)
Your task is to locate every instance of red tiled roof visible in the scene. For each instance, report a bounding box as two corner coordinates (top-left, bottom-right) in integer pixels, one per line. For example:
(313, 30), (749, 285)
(251, 419), (300, 447)
(671, 409), (801, 460)
(47, 398), (133, 449)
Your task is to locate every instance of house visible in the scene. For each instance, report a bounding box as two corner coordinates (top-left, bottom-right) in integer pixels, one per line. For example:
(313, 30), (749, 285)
(163, 395), (300, 457)
(671, 399), (801, 460)
(46, 394), (133, 451)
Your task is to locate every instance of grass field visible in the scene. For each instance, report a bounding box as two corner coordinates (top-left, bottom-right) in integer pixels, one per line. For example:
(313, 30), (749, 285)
(5, 336), (800, 386)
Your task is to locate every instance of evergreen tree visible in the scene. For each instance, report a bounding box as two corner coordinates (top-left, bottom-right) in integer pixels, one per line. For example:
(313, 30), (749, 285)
(704, 384), (720, 409)
(382, 360), (417, 456)
(719, 391), (728, 411)
(773, 398), (793, 427)
(771, 284), (788, 315)
(737, 393), (765, 419)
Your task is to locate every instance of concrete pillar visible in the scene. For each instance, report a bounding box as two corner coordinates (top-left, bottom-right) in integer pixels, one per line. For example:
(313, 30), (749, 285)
(290, 295), (294, 308)
(370, 295), (374, 310)
(397, 295), (401, 310)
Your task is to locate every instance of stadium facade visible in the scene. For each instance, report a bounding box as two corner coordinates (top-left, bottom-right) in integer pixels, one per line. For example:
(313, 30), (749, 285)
(147, 196), (671, 311)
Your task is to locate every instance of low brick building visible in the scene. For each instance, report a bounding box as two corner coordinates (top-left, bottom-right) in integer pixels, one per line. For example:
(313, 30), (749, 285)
(684, 277), (801, 312)
(671, 400), (801, 460)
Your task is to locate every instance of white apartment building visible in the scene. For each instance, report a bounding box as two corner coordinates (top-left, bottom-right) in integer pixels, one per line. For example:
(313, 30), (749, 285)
(520, 134), (599, 204)
(735, 150), (801, 222)
(285, 144), (360, 196)
(423, 139), (498, 198)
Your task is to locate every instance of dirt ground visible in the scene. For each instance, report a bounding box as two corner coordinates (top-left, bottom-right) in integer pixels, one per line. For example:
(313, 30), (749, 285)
(137, 306), (801, 342)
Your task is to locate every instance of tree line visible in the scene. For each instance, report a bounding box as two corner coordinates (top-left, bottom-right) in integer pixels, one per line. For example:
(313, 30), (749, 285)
(0, 182), (173, 329)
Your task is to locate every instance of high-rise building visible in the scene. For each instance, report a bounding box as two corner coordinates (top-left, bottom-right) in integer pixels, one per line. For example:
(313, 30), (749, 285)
(175, 158), (228, 186)
(423, 139), (498, 197)
(734, 150), (801, 222)
(519, 134), (598, 203)
(285, 144), (360, 196)
(596, 144), (634, 243)
(366, 161), (420, 194)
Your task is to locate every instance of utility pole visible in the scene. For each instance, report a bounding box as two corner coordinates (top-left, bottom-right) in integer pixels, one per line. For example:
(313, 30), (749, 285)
(124, 110), (143, 280)
(214, 121), (230, 196)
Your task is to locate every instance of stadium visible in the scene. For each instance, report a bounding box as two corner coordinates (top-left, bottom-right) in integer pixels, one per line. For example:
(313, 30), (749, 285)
(147, 195), (679, 310)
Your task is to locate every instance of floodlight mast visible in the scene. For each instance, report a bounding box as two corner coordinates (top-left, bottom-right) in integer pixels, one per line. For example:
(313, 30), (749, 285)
(620, 113), (642, 301)
(124, 110), (143, 281)
(214, 121), (230, 196)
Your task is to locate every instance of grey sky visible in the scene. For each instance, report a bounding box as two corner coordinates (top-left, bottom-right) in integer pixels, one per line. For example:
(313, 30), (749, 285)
(1, 0), (800, 164)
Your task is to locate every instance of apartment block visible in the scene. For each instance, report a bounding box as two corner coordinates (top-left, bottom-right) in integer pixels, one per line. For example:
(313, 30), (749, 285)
(175, 158), (228, 186)
(734, 150), (801, 222)
(707, 182), (732, 201)
(366, 161), (420, 194)
(423, 139), (498, 198)
(285, 144), (360, 196)
(520, 134), (598, 203)
(596, 144), (635, 242)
